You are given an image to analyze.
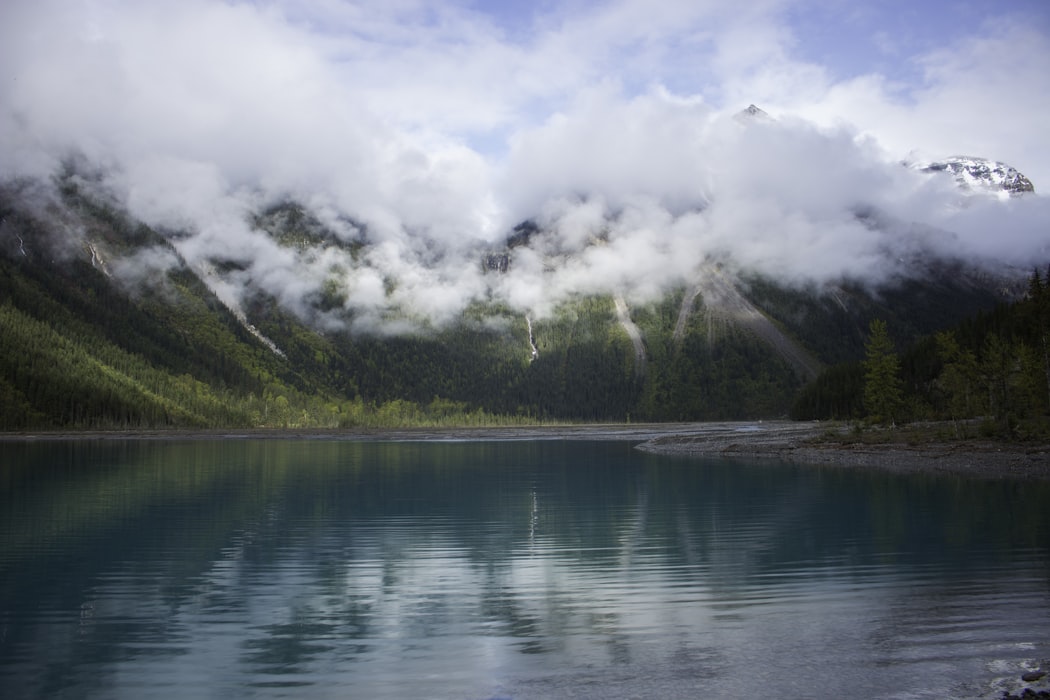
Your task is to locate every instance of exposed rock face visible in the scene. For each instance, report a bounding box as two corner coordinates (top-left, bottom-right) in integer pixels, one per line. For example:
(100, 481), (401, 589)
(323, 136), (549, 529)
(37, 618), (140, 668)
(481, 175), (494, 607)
(734, 103), (773, 123)
(483, 252), (509, 273)
(920, 156), (1035, 195)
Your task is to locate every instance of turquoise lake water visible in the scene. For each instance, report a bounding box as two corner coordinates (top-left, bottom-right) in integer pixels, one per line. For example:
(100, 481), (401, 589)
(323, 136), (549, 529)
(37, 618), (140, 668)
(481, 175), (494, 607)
(1, 438), (1048, 699)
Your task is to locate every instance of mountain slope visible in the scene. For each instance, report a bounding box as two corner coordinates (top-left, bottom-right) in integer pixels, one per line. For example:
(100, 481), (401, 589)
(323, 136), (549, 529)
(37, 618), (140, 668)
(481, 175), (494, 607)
(689, 264), (822, 381)
(0, 165), (1031, 428)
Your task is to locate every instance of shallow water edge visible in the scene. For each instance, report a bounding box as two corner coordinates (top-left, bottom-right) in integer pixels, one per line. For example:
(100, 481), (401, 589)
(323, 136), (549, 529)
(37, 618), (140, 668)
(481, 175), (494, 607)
(3, 420), (1048, 480)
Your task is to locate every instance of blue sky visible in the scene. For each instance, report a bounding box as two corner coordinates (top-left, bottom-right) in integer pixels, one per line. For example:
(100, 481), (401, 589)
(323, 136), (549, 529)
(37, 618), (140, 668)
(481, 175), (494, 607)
(467, 1), (1050, 90)
(785, 0), (1050, 81)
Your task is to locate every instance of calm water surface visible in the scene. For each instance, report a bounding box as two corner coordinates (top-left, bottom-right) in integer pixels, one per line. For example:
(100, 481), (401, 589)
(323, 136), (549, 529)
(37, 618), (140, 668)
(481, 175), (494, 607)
(1, 439), (1048, 699)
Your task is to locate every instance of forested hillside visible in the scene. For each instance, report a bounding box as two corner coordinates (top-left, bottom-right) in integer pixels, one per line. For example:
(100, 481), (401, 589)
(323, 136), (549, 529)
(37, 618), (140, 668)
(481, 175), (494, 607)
(792, 268), (1050, 438)
(0, 176), (1027, 430)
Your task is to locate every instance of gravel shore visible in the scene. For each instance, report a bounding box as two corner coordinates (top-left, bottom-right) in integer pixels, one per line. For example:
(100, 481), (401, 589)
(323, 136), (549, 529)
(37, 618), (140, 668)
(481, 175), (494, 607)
(635, 422), (1050, 481)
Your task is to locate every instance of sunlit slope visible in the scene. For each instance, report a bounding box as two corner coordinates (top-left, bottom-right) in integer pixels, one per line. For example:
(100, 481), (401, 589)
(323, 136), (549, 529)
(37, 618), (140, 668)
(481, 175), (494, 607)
(0, 177), (1020, 428)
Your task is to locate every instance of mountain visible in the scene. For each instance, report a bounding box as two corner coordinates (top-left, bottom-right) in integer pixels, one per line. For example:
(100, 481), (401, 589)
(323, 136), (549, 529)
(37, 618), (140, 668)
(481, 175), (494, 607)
(917, 156), (1036, 196)
(0, 168), (1026, 430)
(733, 104), (773, 123)
(1, 108), (1040, 430)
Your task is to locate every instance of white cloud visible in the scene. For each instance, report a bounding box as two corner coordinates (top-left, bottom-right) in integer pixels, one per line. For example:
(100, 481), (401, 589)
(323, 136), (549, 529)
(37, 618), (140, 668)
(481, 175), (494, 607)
(1, 0), (1047, 329)
(502, 85), (713, 221)
(792, 19), (1050, 189)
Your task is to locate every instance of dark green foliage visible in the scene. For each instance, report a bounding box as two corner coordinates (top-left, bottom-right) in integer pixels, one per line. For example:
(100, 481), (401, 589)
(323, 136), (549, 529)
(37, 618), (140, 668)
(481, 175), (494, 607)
(629, 291), (801, 420)
(742, 276), (872, 365)
(515, 297), (640, 420)
(0, 177), (1028, 430)
(743, 268), (1007, 366)
(1023, 266), (1050, 414)
(794, 267), (1050, 439)
(0, 184), (338, 429)
(923, 270), (1050, 434)
(862, 319), (904, 425)
(790, 363), (863, 420)
(643, 323), (800, 420)
(934, 332), (981, 422)
(0, 301), (247, 428)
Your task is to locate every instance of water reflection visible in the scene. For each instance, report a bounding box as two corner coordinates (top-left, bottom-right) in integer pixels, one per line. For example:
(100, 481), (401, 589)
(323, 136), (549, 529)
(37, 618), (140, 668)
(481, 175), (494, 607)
(1, 439), (1048, 699)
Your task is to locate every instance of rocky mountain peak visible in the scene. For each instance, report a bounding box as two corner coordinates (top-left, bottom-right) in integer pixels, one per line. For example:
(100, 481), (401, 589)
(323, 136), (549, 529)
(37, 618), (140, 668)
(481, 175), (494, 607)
(734, 104), (773, 123)
(919, 156), (1035, 196)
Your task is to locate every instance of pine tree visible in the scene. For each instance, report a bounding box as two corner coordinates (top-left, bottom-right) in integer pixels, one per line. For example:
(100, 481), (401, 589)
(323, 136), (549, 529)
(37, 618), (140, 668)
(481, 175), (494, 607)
(981, 333), (1015, 428)
(936, 331), (981, 432)
(863, 319), (903, 425)
(1028, 267), (1050, 413)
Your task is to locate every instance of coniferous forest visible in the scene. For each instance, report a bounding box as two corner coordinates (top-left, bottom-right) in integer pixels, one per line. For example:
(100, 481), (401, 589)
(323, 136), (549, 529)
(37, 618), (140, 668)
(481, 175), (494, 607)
(0, 176), (1041, 433)
(792, 268), (1050, 439)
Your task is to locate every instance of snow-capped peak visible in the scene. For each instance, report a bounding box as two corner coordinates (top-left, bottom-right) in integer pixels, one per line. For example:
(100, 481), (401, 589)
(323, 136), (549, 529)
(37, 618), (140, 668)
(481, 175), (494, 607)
(917, 156), (1035, 196)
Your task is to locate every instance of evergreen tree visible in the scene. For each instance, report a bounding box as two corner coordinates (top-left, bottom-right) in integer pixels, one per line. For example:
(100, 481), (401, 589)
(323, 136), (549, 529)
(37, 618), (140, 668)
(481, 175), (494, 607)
(935, 331), (981, 433)
(1026, 267), (1050, 413)
(863, 319), (903, 425)
(981, 333), (1016, 428)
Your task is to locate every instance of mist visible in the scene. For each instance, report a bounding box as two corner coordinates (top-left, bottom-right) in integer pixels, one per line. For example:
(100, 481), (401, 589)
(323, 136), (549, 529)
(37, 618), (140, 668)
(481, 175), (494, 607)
(2, 0), (1048, 332)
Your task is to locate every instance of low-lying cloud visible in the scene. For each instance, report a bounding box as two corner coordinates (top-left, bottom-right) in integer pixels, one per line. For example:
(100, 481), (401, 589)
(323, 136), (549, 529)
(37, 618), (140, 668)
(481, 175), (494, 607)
(2, 0), (1048, 332)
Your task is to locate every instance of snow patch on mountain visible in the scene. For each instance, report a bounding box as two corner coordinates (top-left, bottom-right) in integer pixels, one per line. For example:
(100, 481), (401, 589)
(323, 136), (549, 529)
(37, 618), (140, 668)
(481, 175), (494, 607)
(916, 156), (1035, 197)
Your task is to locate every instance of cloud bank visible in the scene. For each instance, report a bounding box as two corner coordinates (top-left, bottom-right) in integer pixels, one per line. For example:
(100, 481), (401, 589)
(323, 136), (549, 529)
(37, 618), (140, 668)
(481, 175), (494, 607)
(1, 0), (1048, 330)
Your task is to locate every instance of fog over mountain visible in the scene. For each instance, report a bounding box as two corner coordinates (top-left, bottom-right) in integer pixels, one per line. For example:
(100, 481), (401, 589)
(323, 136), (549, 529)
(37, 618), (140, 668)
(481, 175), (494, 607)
(2, 0), (1048, 333)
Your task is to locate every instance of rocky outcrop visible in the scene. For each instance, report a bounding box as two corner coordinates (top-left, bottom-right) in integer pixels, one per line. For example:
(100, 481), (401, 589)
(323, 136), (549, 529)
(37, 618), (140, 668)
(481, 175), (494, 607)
(920, 156), (1035, 195)
(684, 264), (823, 382)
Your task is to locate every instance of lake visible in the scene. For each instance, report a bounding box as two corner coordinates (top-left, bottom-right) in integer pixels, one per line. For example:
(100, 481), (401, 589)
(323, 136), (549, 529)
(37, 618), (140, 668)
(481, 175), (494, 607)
(1, 437), (1048, 699)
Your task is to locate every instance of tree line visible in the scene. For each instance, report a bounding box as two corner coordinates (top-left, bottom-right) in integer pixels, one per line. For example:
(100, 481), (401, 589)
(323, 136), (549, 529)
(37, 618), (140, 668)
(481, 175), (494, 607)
(792, 267), (1050, 439)
(2, 176), (1033, 431)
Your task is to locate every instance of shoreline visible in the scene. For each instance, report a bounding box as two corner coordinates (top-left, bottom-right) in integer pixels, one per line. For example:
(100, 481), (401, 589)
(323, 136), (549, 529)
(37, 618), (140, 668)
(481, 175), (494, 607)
(635, 423), (1050, 481)
(0, 422), (720, 443)
(3, 421), (1049, 480)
